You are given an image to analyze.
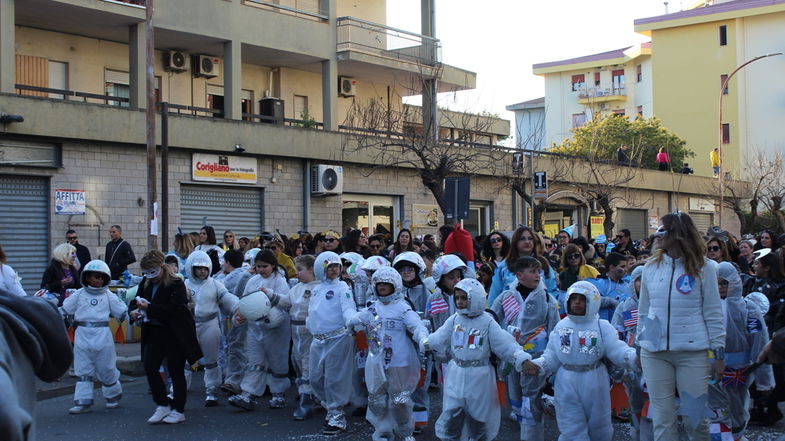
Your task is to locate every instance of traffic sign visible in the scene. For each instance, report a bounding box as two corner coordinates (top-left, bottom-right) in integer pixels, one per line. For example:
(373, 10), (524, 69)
(534, 171), (547, 200)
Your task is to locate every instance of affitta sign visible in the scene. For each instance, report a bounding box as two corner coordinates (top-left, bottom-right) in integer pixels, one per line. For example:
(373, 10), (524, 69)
(192, 153), (258, 184)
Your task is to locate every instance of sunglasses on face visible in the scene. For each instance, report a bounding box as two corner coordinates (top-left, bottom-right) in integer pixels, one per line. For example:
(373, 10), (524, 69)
(707, 246), (721, 252)
(490, 238), (502, 244)
(323, 238), (336, 243)
(369, 244), (382, 249)
(567, 253), (582, 260)
(224, 235), (233, 239)
(67, 236), (77, 240)
(615, 235), (625, 240)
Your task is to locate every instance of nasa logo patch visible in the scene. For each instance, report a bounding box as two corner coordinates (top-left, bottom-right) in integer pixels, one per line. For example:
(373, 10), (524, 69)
(90, 298), (99, 306)
(676, 274), (695, 294)
(325, 290), (334, 300)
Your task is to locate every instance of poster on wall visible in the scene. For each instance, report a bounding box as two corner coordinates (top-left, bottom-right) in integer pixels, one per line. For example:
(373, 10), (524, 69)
(590, 216), (605, 238)
(649, 215), (660, 232)
(55, 189), (86, 215)
(192, 153), (258, 184)
(412, 204), (440, 230)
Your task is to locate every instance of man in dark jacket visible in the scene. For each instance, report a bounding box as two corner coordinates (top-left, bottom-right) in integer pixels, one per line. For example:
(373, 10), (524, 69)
(104, 225), (136, 280)
(66, 230), (91, 276)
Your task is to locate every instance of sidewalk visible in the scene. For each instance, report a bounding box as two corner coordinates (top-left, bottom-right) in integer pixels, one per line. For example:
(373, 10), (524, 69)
(36, 342), (143, 401)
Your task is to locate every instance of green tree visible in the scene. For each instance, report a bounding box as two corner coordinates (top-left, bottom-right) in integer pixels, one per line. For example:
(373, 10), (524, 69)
(550, 115), (693, 171)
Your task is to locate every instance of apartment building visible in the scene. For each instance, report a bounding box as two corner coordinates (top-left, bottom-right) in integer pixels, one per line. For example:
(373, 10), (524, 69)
(635, 0), (785, 178)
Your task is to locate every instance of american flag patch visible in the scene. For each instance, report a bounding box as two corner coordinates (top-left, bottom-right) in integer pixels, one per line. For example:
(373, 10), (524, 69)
(501, 295), (521, 323)
(623, 309), (638, 328)
(428, 297), (449, 315)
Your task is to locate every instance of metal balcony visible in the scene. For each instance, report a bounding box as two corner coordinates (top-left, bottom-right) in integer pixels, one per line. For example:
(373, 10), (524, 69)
(336, 16), (441, 66)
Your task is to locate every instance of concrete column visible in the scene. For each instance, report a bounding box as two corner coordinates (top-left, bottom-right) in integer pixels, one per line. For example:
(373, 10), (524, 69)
(128, 23), (146, 108)
(0, 0), (15, 94)
(420, 0), (437, 143)
(224, 39), (241, 120)
(321, 0), (337, 131)
(322, 59), (338, 131)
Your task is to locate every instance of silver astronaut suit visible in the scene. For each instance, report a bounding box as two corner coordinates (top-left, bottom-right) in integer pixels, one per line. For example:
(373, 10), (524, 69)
(532, 281), (638, 441)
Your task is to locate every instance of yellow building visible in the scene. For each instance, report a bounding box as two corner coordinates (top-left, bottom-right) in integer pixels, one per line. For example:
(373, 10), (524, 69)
(635, 0), (785, 178)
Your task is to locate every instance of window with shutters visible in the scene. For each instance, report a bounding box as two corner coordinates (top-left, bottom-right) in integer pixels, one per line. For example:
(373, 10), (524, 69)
(48, 61), (68, 99)
(571, 74), (585, 92)
(15, 55), (48, 97)
(105, 69), (160, 107)
(294, 94), (309, 119)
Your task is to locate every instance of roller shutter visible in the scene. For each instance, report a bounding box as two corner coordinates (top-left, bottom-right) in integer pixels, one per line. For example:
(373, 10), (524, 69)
(617, 208), (647, 241)
(690, 212), (714, 235)
(180, 185), (263, 238)
(0, 175), (49, 294)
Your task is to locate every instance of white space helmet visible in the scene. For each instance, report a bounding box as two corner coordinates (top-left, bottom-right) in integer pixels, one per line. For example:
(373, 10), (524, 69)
(315, 251), (343, 281)
(360, 255), (391, 272)
(746, 291), (770, 315)
(565, 281), (601, 322)
(185, 250), (212, 281)
(80, 260), (111, 287)
(244, 248), (262, 266)
(455, 278), (487, 317)
(239, 291), (272, 321)
(393, 251), (426, 277)
(340, 252), (365, 277)
(371, 267), (403, 303)
(432, 254), (467, 283)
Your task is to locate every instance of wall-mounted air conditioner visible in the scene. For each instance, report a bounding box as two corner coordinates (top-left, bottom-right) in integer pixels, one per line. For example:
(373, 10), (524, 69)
(311, 164), (343, 196)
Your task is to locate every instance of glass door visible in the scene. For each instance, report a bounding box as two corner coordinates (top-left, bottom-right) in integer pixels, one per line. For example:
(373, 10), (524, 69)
(342, 194), (397, 242)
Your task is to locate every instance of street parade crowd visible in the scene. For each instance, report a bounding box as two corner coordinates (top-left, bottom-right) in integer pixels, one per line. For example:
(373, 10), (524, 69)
(2, 215), (785, 441)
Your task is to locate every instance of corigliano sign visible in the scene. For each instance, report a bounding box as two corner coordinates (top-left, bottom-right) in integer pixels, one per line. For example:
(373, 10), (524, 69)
(192, 153), (258, 184)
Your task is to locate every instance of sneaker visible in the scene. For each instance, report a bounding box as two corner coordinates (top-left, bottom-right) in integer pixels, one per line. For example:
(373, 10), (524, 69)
(163, 410), (186, 424)
(68, 405), (92, 414)
(105, 401), (121, 410)
(322, 424), (346, 435)
(403, 437), (416, 441)
(205, 394), (218, 407)
(220, 383), (240, 396)
(147, 405), (171, 424)
(269, 393), (286, 409)
(228, 393), (257, 411)
(322, 412), (347, 435)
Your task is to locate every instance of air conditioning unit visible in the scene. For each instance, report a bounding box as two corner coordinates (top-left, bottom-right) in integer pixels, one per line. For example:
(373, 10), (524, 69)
(339, 76), (357, 97)
(194, 55), (220, 78)
(311, 164), (343, 196)
(165, 51), (189, 72)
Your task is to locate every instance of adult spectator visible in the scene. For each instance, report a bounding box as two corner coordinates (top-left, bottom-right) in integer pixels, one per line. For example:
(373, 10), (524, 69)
(637, 212), (725, 440)
(438, 224), (454, 253)
(168, 233), (195, 276)
(285, 237), (306, 259)
(389, 229), (415, 260)
(736, 239), (755, 275)
(488, 226), (555, 306)
(0, 243), (27, 297)
(558, 243), (599, 291)
(194, 226), (224, 275)
(130, 250), (201, 425)
(570, 236), (595, 266)
(342, 229), (369, 258)
(104, 225), (136, 280)
(41, 243), (81, 306)
(367, 235), (388, 258)
(748, 249), (785, 332)
(614, 228), (638, 257)
(553, 230), (571, 258)
(481, 231), (510, 271)
(66, 230), (91, 275)
(264, 237), (296, 279)
(238, 237), (250, 251)
(710, 147), (720, 177)
(755, 229), (776, 251)
(656, 147), (670, 171)
(321, 230), (343, 254)
(706, 237), (730, 263)
(617, 143), (631, 165)
(422, 234), (438, 253)
(220, 230), (241, 251)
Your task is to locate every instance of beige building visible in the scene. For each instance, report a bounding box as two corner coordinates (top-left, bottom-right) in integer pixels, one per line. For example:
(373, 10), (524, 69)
(0, 0), (737, 293)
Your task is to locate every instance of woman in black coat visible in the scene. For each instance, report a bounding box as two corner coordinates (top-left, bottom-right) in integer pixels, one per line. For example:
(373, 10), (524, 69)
(40, 243), (81, 306)
(130, 250), (201, 425)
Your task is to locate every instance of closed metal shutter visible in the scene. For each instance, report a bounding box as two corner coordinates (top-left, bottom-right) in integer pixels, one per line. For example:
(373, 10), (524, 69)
(617, 208), (647, 241)
(690, 212), (714, 235)
(0, 175), (49, 294)
(180, 185), (263, 238)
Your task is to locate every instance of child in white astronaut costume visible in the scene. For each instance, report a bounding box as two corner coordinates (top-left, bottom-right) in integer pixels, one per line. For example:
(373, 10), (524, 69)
(307, 251), (364, 434)
(611, 265), (653, 441)
(229, 249), (291, 411)
(425, 255), (467, 332)
(422, 278), (531, 441)
(288, 254), (320, 420)
(526, 281), (639, 441)
(184, 251), (239, 406)
(60, 260), (128, 414)
(493, 256), (560, 441)
(358, 267), (428, 441)
(708, 262), (774, 440)
(393, 251), (435, 432)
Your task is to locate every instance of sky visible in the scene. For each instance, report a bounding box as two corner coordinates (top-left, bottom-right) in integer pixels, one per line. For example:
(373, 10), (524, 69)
(387, 0), (679, 130)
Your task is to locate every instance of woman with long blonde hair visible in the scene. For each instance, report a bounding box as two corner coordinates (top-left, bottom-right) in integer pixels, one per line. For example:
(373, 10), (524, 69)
(638, 212), (725, 440)
(40, 242), (80, 305)
(487, 226), (556, 306)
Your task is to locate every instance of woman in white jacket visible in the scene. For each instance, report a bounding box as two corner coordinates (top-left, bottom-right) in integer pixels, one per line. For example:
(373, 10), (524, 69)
(637, 212), (726, 441)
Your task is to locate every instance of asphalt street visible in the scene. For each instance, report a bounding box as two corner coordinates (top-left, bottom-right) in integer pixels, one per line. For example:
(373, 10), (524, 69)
(34, 371), (785, 441)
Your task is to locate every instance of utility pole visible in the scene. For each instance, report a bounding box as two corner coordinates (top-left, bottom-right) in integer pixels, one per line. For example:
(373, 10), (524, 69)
(421, 0), (438, 145)
(145, 0), (158, 250)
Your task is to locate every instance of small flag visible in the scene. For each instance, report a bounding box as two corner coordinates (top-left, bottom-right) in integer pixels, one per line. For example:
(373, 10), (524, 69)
(429, 297), (449, 315)
(501, 295), (521, 323)
(114, 324), (125, 344)
(623, 309), (639, 328)
(721, 368), (747, 387)
(709, 422), (733, 441)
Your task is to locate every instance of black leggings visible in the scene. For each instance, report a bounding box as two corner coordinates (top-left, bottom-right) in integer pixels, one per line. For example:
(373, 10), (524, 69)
(143, 326), (187, 412)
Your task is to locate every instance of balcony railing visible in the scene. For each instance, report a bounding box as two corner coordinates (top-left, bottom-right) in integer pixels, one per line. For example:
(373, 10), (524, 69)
(15, 84), (131, 105)
(337, 17), (441, 66)
(103, 0), (146, 7)
(243, 0), (328, 21)
(578, 87), (626, 99)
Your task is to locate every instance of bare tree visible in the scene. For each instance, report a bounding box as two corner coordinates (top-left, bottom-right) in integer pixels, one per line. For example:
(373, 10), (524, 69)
(758, 152), (785, 232)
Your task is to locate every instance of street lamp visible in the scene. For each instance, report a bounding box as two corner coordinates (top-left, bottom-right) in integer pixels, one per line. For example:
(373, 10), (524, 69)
(718, 52), (782, 229)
